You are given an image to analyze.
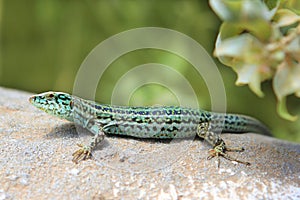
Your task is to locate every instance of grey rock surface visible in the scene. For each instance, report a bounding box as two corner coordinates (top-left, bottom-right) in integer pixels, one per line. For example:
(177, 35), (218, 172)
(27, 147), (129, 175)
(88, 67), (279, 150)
(0, 87), (299, 199)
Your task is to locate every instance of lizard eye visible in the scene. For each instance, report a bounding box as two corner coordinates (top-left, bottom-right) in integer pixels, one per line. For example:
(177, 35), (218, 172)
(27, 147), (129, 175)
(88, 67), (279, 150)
(48, 93), (54, 98)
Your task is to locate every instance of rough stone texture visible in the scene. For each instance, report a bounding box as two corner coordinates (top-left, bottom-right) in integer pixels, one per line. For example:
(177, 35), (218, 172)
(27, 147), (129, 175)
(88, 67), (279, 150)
(0, 87), (299, 199)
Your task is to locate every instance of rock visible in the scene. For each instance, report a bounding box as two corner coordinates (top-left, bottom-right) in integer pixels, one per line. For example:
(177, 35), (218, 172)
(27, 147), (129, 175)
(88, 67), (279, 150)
(0, 87), (299, 199)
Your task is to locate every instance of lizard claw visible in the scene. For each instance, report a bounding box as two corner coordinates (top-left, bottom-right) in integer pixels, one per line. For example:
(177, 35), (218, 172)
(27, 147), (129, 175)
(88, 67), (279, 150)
(207, 139), (251, 167)
(72, 144), (93, 164)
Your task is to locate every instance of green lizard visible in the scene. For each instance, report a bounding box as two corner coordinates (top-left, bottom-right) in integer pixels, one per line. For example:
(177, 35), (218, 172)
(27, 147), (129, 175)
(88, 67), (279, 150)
(29, 91), (271, 165)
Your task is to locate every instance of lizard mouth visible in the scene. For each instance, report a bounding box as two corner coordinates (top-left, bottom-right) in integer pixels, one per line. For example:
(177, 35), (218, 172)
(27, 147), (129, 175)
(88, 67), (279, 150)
(29, 96), (46, 112)
(29, 96), (35, 103)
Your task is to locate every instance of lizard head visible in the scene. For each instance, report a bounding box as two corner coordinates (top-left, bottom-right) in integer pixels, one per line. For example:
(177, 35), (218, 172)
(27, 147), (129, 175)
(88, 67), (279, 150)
(29, 91), (74, 121)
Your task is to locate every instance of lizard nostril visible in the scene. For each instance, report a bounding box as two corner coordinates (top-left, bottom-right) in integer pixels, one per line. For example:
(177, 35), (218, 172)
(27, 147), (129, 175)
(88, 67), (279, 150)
(29, 96), (35, 103)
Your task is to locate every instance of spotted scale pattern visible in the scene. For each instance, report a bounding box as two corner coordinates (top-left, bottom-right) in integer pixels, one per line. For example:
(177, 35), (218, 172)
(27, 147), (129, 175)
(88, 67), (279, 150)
(29, 91), (271, 163)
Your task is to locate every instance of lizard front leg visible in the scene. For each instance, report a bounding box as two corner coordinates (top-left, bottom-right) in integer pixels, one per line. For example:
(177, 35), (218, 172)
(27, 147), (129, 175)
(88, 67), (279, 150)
(196, 122), (250, 167)
(72, 124), (105, 164)
(72, 122), (119, 163)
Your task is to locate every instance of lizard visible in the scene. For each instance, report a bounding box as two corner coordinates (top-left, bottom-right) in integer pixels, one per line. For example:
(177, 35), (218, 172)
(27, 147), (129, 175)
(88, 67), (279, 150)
(29, 91), (271, 166)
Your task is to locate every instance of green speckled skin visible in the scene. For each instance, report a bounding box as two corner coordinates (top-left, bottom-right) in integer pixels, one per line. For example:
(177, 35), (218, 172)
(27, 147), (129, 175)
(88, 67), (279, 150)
(29, 91), (271, 165)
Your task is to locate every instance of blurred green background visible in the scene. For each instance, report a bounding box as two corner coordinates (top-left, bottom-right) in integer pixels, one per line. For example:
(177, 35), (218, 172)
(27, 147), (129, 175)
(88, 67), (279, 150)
(0, 0), (299, 142)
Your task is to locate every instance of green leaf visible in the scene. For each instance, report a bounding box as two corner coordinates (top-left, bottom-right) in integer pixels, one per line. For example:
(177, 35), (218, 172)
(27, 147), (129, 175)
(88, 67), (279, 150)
(277, 97), (298, 121)
(217, 22), (244, 41)
(210, 0), (278, 21)
(209, 0), (242, 21)
(286, 34), (300, 61)
(241, 0), (271, 21)
(211, 0), (276, 41)
(264, 0), (280, 11)
(214, 34), (263, 59)
(214, 34), (272, 97)
(214, 34), (236, 67)
(273, 61), (300, 100)
(243, 19), (272, 41)
(235, 64), (264, 97)
(281, 0), (300, 15)
(273, 9), (300, 27)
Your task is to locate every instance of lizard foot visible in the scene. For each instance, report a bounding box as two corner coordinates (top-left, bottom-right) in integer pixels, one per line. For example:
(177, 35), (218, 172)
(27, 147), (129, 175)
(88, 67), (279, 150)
(72, 144), (93, 164)
(207, 138), (251, 167)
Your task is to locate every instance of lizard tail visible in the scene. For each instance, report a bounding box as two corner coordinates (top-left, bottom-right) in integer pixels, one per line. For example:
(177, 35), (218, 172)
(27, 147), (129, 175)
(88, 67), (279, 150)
(225, 113), (272, 136)
(210, 113), (272, 136)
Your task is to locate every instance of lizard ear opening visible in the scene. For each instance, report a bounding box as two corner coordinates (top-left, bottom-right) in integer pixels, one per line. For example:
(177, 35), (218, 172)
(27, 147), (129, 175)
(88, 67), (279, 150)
(70, 101), (74, 109)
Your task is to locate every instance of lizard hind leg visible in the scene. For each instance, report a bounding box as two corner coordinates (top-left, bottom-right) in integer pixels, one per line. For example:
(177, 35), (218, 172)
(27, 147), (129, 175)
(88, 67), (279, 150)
(196, 122), (250, 167)
(207, 138), (251, 167)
